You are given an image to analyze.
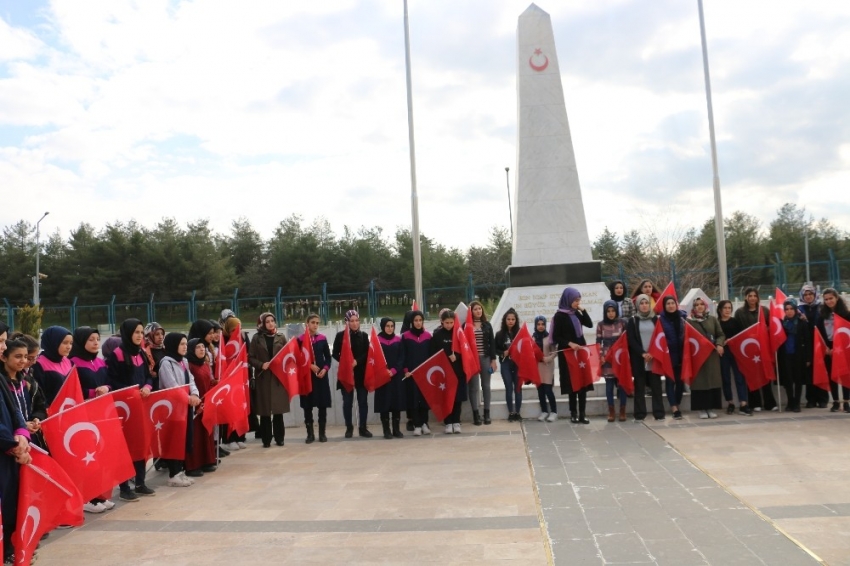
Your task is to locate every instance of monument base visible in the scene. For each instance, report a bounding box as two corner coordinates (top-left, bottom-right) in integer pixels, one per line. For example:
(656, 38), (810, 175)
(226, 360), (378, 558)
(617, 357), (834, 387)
(505, 261), (602, 288)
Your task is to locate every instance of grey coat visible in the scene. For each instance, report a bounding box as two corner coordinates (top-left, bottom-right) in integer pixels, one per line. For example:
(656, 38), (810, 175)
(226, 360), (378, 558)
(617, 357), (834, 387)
(686, 316), (725, 392)
(249, 332), (290, 416)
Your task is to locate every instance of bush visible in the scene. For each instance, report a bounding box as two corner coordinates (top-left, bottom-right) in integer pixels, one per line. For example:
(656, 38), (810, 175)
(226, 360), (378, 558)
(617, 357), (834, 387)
(17, 304), (43, 337)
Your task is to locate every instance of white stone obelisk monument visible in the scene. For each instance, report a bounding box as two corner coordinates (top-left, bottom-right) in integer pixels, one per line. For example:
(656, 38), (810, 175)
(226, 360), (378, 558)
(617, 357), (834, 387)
(493, 4), (605, 329)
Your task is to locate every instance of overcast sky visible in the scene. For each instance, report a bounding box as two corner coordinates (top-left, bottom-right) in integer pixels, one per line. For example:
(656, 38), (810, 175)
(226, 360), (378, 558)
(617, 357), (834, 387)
(1, 0), (848, 252)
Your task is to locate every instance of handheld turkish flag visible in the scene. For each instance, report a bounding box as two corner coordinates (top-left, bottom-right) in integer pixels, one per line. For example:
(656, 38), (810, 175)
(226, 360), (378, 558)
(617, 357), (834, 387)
(452, 313), (479, 382)
(202, 367), (247, 435)
(40, 393), (135, 502)
(654, 282), (677, 314)
(214, 341), (226, 382)
(110, 386), (150, 462)
(47, 367), (84, 416)
(608, 333), (633, 395)
(411, 300), (418, 311)
(727, 322), (772, 392)
(336, 327), (355, 393)
(648, 319), (674, 378)
(463, 307), (482, 377)
(681, 323), (716, 385)
(813, 331), (831, 391)
(14, 446), (85, 566)
(143, 385), (189, 460)
(224, 324), (244, 364)
(269, 338), (302, 401)
(769, 288), (788, 352)
(507, 325), (541, 390)
(410, 350), (458, 421)
(364, 327), (390, 392)
(757, 306), (777, 382)
(832, 315), (850, 388)
(564, 344), (601, 391)
(296, 333), (314, 397)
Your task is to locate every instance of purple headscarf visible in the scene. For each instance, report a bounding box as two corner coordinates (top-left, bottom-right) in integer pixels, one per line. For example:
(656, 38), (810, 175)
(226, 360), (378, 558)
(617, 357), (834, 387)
(553, 287), (583, 339)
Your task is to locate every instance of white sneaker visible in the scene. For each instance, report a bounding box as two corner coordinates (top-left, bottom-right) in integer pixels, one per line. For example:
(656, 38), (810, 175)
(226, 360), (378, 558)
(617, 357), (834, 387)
(445, 424), (453, 435)
(538, 412), (548, 422)
(546, 412), (558, 422)
(236, 442), (247, 449)
(453, 423), (461, 434)
(708, 411), (718, 419)
(168, 474), (191, 487)
(101, 500), (115, 510)
(83, 502), (107, 514)
(771, 406), (779, 412)
(699, 411), (709, 419)
(753, 407), (762, 412)
(421, 423), (431, 434)
(226, 442), (240, 451)
(180, 471), (195, 485)
(413, 427), (422, 436)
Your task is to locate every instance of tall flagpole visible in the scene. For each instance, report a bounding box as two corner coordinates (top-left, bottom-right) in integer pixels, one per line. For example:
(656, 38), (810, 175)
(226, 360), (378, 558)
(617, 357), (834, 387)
(404, 0), (423, 310)
(698, 0), (729, 300)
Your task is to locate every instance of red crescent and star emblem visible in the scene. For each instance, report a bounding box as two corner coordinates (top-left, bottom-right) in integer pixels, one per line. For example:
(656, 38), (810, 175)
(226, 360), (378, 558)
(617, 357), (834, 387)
(529, 47), (549, 72)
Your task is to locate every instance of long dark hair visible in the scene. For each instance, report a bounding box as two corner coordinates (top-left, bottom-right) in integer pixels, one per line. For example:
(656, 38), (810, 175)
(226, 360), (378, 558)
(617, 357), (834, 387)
(500, 308), (520, 336)
(468, 300), (488, 323)
(820, 288), (850, 320)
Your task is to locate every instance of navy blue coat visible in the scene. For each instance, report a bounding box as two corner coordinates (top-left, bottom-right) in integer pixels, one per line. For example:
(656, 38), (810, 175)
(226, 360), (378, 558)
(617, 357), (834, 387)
(299, 333), (333, 409)
(373, 334), (405, 413)
(429, 327), (468, 404)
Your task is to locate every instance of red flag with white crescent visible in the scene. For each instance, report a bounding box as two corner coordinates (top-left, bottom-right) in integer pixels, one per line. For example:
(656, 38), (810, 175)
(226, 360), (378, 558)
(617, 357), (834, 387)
(297, 332), (314, 397)
(109, 386), (150, 462)
(202, 369), (247, 435)
(410, 350), (457, 422)
(47, 367), (84, 417)
(832, 315), (850, 388)
(364, 327), (390, 392)
(813, 330), (831, 391)
(336, 327), (355, 393)
(452, 313), (479, 382)
(769, 288), (788, 352)
(507, 325), (541, 390)
(269, 338), (301, 401)
(727, 322), (773, 392)
(463, 307), (482, 378)
(654, 282), (678, 315)
(142, 385), (189, 460)
(39, 393), (135, 502)
(681, 322), (716, 385)
(607, 333), (633, 395)
(564, 344), (600, 391)
(648, 320), (674, 378)
(224, 324), (244, 364)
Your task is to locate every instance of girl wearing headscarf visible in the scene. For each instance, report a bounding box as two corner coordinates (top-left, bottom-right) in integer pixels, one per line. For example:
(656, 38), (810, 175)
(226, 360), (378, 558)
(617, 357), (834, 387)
(734, 287), (777, 412)
(778, 299), (810, 413)
(106, 318), (155, 501)
(685, 293), (725, 419)
(430, 309), (468, 434)
(220, 315), (250, 451)
(464, 301), (497, 425)
(299, 314), (332, 443)
(495, 308), (522, 422)
(373, 317), (406, 439)
(333, 310), (372, 438)
(631, 280), (661, 312)
(402, 310), (433, 436)
(1, 338), (46, 452)
(533, 315), (558, 422)
(157, 333), (202, 487)
(143, 322), (166, 390)
(249, 313), (290, 447)
(627, 295), (665, 420)
(716, 300), (751, 415)
(597, 300), (628, 422)
(816, 288), (850, 413)
(552, 287), (594, 424)
(609, 280), (636, 318)
(31, 325), (73, 406)
(185, 338), (218, 476)
(660, 296), (687, 419)
(798, 285), (827, 408)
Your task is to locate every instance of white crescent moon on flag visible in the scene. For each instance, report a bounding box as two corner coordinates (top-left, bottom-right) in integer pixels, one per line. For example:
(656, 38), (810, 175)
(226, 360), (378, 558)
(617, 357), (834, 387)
(426, 366), (445, 386)
(210, 384), (231, 404)
(835, 327), (850, 348)
(517, 340), (523, 353)
(772, 317), (783, 335)
(63, 421), (101, 456)
(654, 333), (668, 353)
(281, 353), (296, 370)
(225, 341), (238, 359)
(58, 397), (78, 413)
(739, 338), (760, 358)
(115, 401), (131, 422)
(22, 505), (41, 547)
(689, 338), (700, 356)
(301, 346), (311, 366)
(614, 349), (623, 365)
(149, 399), (174, 421)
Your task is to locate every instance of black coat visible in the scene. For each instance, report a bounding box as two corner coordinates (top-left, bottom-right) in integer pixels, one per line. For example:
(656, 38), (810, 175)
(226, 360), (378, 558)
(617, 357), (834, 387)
(551, 310), (594, 395)
(627, 315), (659, 378)
(778, 317), (810, 387)
(373, 335), (406, 413)
(429, 327), (468, 403)
(332, 329), (369, 390)
(299, 333), (332, 410)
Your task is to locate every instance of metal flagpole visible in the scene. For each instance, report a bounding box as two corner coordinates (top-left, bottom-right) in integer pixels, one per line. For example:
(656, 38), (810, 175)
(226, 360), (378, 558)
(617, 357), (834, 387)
(698, 0), (729, 300)
(404, 0), (423, 310)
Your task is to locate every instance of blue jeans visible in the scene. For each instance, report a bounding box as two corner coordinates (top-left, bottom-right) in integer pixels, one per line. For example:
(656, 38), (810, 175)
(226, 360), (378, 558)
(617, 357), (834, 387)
(538, 383), (556, 413)
(720, 352), (748, 405)
(605, 377), (627, 407)
(342, 385), (368, 427)
(665, 374), (684, 408)
(501, 359), (522, 413)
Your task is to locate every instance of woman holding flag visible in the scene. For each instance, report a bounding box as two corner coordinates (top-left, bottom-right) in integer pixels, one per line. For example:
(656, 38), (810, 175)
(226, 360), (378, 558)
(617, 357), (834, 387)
(31, 325), (73, 406)
(684, 294), (725, 419)
(430, 309), (467, 434)
(716, 301), (752, 415)
(778, 298), (810, 413)
(300, 314), (332, 443)
(533, 316), (558, 422)
(659, 296), (687, 420)
(734, 288), (777, 412)
(332, 310), (371, 439)
(249, 313), (290, 447)
(495, 308), (522, 422)
(373, 317), (405, 439)
(798, 285), (827, 408)
(402, 310), (433, 436)
(816, 288), (850, 413)
(627, 295), (666, 421)
(597, 301), (628, 422)
(552, 287), (594, 424)
(185, 339), (219, 476)
(465, 301), (497, 425)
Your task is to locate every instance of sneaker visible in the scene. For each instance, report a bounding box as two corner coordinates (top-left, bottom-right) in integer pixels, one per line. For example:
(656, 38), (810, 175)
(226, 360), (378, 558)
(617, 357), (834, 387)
(742, 405), (753, 416)
(119, 490), (139, 502)
(180, 472), (195, 485)
(753, 407), (762, 412)
(831, 402), (841, 412)
(101, 500), (115, 510)
(654, 416), (665, 421)
(236, 442), (248, 449)
(771, 406), (779, 412)
(83, 502), (107, 513)
(406, 420), (415, 432)
(726, 403), (735, 414)
(226, 442), (240, 451)
(445, 424), (453, 435)
(186, 469), (205, 477)
(844, 402), (850, 414)
(538, 412), (548, 422)
(673, 410), (683, 420)
(699, 411), (709, 419)
(453, 423), (461, 434)
(218, 446), (231, 457)
(167, 475), (191, 487)
(546, 412), (558, 422)
(201, 464), (218, 473)
(421, 423), (431, 435)
(413, 427), (422, 436)
(134, 485), (156, 497)
(515, 413), (523, 422)
(708, 411), (718, 419)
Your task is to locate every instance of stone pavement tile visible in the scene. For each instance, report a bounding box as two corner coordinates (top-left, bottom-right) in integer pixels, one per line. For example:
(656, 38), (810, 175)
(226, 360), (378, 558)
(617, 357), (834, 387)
(550, 537), (602, 565)
(541, 505), (592, 533)
(737, 533), (820, 566)
(773, 517), (850, 566)
(641, 537), (708, 566)
(583, 507), (632, 535)
(572, 486), (618, 508)
(759, 504), (834, 519)
(594, 532), (653, 564)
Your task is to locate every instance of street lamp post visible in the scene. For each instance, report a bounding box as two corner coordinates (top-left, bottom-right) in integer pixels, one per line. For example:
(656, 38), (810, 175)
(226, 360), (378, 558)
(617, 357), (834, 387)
(33, 211), (49, 306)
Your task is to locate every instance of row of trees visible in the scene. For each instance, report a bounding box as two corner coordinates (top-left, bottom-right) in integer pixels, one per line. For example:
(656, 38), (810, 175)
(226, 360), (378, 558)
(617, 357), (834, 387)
(0, 203), (846, 307)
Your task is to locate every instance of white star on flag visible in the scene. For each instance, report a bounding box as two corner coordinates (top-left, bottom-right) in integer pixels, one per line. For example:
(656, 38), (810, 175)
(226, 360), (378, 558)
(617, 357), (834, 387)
(579, 362), (586, 368)
(287, 368), (296, 375)
(155, 421), (164, 431)
(439, 382), (446, 391)
(753, 356), (761, 363)
(83, 451), (96, 465)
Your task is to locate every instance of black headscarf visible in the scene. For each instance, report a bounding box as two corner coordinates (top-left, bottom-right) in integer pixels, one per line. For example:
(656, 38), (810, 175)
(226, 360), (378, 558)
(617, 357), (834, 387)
(608, 280), (628, 301)
(185, 338), (206, 366)
(188, 319), (214, 343)
(379, 317), (395, 340)
(70, 327), (99, 361)
(164, 332), (187, 363)
(119, 318), (143, 357)
(40, 325), (72, 363)
(403, 310), (425, 336)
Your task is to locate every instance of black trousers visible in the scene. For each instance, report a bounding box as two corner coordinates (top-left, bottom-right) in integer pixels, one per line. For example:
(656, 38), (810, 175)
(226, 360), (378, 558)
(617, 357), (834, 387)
(259, 414), (285, 446)
(634, 369), (665, 419)
(303, 405), (328, 425)
(120, 459), (148, 491)
(568, 391), (587, 417)
(443, 401), (462, 425)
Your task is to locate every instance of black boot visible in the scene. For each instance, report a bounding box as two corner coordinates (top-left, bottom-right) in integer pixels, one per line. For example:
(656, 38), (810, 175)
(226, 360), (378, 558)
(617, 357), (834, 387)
(305, 423), (315, 444)
(578, 414), (590, 424)
(260, 416), (272, 447)
(345, 425), (354, 438)
(473, 410), (482, 426)
(483, 409), (491, 425)
(406, 419), (415, 432)
(381, 417), (392, 439)
(392, 416), (404, 438)
(359, 426), (373, 438)
(273, 414), (285, 446)
(319, 421), (328, 442)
